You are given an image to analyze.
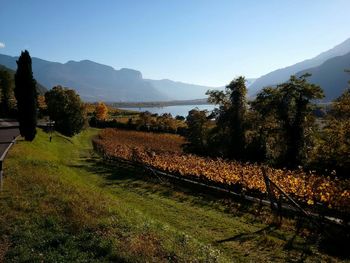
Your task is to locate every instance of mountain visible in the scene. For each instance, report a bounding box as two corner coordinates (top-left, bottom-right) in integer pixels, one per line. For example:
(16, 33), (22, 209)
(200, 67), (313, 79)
(0, 64), (47, 95)
(296, 52), (350, 100)
(250, 37), (350, 95)
(0, 54), (220, 102)
(0, 54), (168, 101)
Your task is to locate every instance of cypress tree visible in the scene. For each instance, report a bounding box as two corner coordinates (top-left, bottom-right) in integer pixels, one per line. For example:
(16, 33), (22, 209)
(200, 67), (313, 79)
(14, 50), (38, 141)
(227, 76), (247, 159)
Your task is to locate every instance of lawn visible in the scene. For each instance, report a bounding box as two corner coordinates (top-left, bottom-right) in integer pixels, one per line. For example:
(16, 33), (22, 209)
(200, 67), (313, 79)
(0, 129), (346, 262)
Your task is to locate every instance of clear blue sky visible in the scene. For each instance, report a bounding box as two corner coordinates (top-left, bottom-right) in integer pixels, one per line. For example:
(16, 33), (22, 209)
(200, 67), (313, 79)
(0, 0), (349, 86)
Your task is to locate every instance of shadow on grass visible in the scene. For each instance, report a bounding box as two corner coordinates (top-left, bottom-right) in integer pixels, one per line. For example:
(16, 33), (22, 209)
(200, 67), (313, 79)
(216, 224), (277, 244)
(71, 155), (265, 218)
(72, 155), (350, 261)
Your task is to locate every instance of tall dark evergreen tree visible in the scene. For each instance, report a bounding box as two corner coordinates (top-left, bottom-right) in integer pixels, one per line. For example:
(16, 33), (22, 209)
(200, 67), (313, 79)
(14, 50), (38, 141)
(227, 76), (247, 159)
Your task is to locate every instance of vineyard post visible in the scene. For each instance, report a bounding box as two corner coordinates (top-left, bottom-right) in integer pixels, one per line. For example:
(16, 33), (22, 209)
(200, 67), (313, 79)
(261, 166), (279, 212)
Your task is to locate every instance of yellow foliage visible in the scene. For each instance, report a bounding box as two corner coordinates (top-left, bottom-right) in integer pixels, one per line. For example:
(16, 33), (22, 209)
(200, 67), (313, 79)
(95, 102), (108, 120)
(38, 95), (47, 110)
(93, 128), (350, 211)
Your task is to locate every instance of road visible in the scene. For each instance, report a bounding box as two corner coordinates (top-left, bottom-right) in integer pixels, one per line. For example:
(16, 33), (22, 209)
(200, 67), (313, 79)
(0, 119), (19, 159)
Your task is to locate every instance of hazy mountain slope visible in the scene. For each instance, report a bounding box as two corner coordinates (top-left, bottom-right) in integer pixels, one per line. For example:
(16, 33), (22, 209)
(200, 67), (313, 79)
(0, 54), (167, 102)
(146, 79), (217, 100)
(0, 64), (47, 95)
(296, 52), (350, 100)
(250, 38), (350, 93)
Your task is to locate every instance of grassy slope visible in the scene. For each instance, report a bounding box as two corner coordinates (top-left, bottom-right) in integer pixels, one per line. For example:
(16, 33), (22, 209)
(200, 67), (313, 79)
(0, 129), (343, 262)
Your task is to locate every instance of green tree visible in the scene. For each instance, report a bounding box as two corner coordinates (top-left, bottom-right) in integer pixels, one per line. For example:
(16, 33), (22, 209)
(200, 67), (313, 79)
(185, 109), (210, 154)
(14, 50), (38, 141)
(206, 76), (248, 159)
(313, 72), (350, 176)
(45, 86), (86, 137)
(251, 74), (324, 167)
(227, 76), (247, 159)
(0, 69), (16, 116)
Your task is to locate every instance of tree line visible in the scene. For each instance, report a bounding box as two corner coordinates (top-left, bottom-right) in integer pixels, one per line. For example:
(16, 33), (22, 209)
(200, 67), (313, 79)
(185, 74), (350, 177)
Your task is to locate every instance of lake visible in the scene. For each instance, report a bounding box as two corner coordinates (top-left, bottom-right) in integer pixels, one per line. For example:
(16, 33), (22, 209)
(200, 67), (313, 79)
(120, 104), (217, 117)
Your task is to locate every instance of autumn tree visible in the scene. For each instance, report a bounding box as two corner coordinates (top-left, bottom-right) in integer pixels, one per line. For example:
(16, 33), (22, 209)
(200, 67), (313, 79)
(45, 86), (86, 136)
(14, 50), (38, 141)
(37, 95), (47, 117)
(94, 102), (108, 121)
(136, 111), (153, 130)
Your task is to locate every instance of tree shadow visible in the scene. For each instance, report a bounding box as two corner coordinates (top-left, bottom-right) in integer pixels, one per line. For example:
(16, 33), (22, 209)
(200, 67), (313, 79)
(72, 155), (350, 261)
(70, 155), (265, 217)
(215, 224), (277, 244)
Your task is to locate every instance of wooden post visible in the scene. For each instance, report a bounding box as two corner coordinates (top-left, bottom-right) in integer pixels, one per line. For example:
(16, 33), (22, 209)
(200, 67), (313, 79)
(261, 166), (278, 211)
(0, 161), (3, 191)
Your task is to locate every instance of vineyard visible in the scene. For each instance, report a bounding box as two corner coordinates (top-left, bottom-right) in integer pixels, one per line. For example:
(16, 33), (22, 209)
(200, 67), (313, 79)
(92, 128), (350, 215)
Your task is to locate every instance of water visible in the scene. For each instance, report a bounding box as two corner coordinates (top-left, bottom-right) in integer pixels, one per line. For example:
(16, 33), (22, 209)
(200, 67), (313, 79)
(120, 104), (217, 117)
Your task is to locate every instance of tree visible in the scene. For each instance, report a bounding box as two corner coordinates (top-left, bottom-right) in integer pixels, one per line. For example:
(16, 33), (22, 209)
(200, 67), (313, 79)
(251, 74), (324, 168)
(136, 111), (153, 130)
(37, 95), (47, 117)
(14, 50), (38, 141)
(45, 86), (86, 137)
(185, 109), (210, 154)
(0, 69), (16, 116)
(313, 72), (350, 176)
(206, 76), (248, 159)
(227, 76), (247, 159)
(94, 102), (108, 121)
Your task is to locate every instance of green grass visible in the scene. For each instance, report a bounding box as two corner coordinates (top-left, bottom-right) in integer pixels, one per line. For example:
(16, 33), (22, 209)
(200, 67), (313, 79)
(0, 129), (346, 262)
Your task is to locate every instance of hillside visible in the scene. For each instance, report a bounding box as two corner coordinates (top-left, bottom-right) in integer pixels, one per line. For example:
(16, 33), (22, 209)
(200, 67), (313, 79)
(249, 37), (350, 97)
(0, 64), (47, 95)
(0, 54), (217, 102)
(297, 52), (350, 100)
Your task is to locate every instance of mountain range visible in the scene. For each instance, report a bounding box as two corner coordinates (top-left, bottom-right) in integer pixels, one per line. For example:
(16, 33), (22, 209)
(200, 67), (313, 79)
(0, 54), (219, 102)
(0, 37), (349, 102)
(249, 38), (350, 99)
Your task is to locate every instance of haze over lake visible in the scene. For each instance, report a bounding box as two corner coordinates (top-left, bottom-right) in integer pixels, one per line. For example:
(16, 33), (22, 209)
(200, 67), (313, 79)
(121, 104), (216, 117)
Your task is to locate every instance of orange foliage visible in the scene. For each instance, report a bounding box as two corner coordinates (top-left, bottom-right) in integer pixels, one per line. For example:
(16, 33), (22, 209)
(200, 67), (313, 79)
(38, 95), (47, 110)
(93, 128), (350, 212)
(95, 102), (108, 120)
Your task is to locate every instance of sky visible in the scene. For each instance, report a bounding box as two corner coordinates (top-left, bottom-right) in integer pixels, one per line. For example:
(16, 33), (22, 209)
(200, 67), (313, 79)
(0, 0), (349, 87)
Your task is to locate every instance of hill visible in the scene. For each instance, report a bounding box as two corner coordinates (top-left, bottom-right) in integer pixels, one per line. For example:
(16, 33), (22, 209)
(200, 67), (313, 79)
(296, 52), (350, 100)
(249, 37), (350, 98)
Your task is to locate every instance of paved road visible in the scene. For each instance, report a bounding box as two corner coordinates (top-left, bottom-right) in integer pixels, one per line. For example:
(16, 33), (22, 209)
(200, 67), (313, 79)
(0, 119), (19, 159)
